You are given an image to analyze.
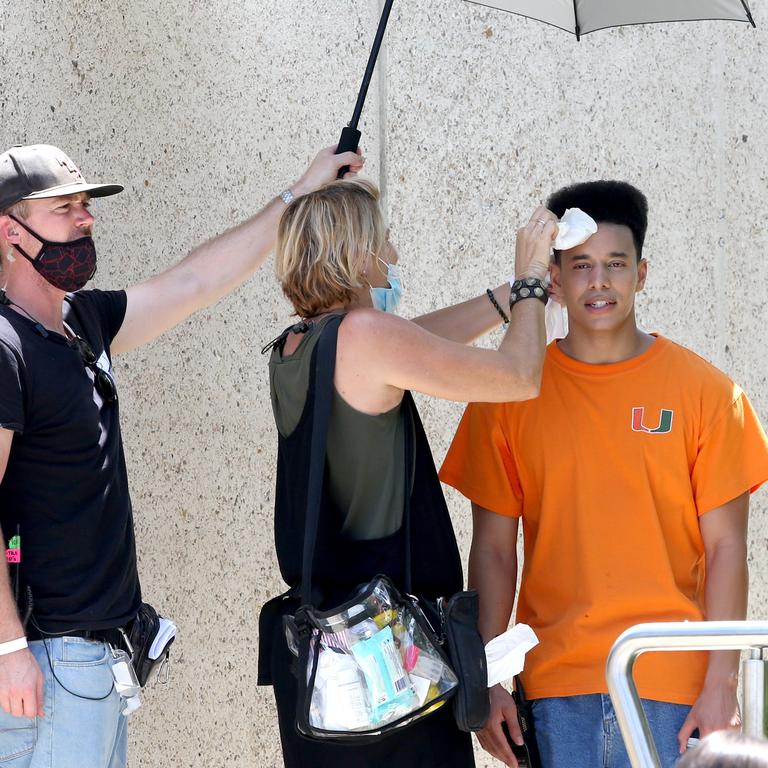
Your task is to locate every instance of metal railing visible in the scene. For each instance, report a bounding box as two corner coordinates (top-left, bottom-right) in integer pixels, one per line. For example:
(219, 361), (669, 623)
(606, 621), (768, 768)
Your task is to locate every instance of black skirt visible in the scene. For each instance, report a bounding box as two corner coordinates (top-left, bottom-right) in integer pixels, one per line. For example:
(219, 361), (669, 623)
(270, 615), (476, 768)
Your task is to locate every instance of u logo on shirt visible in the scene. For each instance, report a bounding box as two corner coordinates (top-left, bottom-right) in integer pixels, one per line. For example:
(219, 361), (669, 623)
(632, 407), (674, 434)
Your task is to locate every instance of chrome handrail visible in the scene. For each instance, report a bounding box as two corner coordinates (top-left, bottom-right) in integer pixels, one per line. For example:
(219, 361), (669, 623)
(606, 621), (768, 768)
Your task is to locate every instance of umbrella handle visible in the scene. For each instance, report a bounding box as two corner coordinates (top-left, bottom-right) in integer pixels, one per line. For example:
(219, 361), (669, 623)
(335, 125), (361, 179)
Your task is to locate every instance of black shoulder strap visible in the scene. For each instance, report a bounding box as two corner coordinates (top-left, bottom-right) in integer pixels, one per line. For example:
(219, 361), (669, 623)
(300, 316), (415, 604)
(402, 392), (415, 595)
(300, 315), (342, 605)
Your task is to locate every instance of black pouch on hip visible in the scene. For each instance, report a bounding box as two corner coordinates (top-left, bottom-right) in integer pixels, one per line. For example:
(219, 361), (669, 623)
(128, 602), (175, 687)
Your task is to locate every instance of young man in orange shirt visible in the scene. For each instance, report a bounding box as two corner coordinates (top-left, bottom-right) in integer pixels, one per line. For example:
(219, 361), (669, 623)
(440, 181), (768, 768)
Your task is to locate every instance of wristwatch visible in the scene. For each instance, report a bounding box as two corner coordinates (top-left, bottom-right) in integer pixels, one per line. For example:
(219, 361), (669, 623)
(509, 277), (548, 308)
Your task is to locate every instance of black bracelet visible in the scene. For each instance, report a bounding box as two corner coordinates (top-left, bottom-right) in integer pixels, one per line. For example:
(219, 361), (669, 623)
(509, 277), (548, 308)
(486, 288), (510, 325)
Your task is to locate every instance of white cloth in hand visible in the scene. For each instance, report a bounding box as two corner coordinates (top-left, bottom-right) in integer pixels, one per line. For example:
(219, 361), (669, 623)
(545, 301), (568, 342)
(485, 624), (539, 688)
(554, 208), (598, 251)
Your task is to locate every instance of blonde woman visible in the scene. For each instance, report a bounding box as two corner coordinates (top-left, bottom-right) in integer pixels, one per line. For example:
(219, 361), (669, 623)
(258, 179), (556, 768)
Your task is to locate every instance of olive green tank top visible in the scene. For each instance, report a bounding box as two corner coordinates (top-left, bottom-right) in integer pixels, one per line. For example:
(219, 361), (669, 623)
(269, 314), (405, 540)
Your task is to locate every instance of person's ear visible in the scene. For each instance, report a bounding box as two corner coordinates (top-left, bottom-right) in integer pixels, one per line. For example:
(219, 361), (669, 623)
(636, 258), (648, 293)
(0, 216), (20, 245)
(550, 259), (563, 288)
(547, 263), (565, 306)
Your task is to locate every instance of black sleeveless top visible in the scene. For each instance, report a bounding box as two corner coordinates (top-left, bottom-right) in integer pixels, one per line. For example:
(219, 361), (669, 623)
(258, 315), (464, 683)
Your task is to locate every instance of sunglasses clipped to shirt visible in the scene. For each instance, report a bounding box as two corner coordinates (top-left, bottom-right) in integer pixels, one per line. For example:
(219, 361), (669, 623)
(69, 334), (118, 403)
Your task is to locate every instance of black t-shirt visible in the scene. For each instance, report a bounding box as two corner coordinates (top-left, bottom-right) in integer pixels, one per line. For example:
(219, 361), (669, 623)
(0, 289), (141, 631)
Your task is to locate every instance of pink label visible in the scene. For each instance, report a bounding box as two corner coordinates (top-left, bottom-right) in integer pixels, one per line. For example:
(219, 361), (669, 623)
(5, 550), (20, 564)
(403, 644), (420, 672)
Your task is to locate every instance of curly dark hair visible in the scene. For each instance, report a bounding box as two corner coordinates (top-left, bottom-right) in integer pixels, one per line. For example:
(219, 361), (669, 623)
(547, 180), (648, 263)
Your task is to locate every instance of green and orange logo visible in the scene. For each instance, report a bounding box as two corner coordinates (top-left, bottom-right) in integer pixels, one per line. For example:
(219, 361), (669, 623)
(632, 407), (674, 434)
(5, 534), (20, 564)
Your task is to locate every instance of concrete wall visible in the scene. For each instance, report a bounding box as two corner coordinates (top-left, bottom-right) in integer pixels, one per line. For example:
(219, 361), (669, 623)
(1, 1), (766, 765)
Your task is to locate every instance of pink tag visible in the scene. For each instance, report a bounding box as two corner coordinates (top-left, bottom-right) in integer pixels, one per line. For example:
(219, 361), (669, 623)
(5, 550), (20, 564)
(403, 644), (420, 672)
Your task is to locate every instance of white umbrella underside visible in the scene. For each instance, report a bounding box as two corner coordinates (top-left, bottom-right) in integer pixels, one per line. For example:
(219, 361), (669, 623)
(466, 0), (754, 37)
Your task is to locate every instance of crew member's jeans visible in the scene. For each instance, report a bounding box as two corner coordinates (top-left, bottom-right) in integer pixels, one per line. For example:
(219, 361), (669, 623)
(531, 693), (691, 768)
(0, 638), (127, 768)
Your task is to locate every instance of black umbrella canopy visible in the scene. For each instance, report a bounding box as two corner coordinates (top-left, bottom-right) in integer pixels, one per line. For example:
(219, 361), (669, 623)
(465, 0), (755, 39)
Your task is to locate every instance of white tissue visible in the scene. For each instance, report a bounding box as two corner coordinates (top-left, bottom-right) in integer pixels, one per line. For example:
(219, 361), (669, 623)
(554, 208), (598, 251)
(485, 624), (539, 688)
(545, 304), (568, 342)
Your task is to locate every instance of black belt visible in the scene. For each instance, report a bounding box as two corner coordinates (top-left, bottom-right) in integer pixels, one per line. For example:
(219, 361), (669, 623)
(26, 625), (132, 652)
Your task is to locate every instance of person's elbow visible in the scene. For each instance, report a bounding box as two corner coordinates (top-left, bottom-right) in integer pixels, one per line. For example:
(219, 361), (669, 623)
(521, 365), (543, 400)
(176, 261), (218, 313)
(506, 360), (543, 402)
(705, 535), (748, 568)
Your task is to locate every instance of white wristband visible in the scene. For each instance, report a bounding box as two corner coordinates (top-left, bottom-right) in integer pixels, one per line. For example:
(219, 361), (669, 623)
(0, 637), (27, 656)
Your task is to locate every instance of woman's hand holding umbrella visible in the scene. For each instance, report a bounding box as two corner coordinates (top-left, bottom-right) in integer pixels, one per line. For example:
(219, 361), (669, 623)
(293, 145), (365, 197)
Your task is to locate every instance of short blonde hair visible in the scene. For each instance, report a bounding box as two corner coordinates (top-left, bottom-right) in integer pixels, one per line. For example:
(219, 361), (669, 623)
(276, 179), (387, 318)
(3, 200), (29, 219)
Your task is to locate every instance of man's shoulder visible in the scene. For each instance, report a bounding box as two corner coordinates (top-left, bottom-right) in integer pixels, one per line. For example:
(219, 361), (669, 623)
(0, 308), (23, 352)
(658, 337), (738, 395)
(66, 287), (125, 312)
(65, 288), (127, 341)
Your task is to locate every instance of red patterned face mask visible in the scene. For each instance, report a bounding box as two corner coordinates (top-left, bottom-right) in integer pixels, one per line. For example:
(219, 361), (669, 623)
(8, 215), (97, 292)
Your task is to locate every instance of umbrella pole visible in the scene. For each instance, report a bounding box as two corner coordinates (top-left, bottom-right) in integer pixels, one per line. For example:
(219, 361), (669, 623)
(739, 0), (756, 27)
(336, 0), (396, 177)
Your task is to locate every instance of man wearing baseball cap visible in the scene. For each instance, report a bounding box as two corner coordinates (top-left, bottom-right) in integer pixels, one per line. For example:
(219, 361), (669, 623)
(0, 142), (363, 766)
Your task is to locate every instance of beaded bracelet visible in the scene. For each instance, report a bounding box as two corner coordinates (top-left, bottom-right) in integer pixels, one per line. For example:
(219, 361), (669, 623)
(486, 288), (510, 325)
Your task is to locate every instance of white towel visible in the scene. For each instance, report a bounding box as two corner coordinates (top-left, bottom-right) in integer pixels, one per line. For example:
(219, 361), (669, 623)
(485, 624), (539, 688)
(554, 207), (598, 251)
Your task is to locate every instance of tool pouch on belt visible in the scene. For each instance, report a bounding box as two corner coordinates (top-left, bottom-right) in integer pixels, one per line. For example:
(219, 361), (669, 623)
(128, 602), (175, 687)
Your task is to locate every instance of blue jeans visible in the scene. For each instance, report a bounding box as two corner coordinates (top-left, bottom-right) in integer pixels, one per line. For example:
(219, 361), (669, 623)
(0, 638), (127, 768)
(530, 694), (691, 768)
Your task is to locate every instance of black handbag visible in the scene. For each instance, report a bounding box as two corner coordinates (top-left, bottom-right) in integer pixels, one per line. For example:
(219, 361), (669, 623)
(290, 316), (488, 742)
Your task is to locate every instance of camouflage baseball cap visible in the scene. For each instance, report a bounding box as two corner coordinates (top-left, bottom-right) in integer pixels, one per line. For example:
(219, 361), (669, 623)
(0, 144), (123, 211)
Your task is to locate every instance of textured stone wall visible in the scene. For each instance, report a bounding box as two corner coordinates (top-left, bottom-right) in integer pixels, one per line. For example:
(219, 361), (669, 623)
(1, 1), (765, 765)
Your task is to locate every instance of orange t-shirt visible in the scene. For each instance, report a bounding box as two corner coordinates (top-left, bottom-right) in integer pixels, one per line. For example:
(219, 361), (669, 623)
(440, 336), (768, 704)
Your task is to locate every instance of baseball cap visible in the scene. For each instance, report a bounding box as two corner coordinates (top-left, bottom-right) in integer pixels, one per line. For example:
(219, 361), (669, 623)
(0, 144), (123, 211)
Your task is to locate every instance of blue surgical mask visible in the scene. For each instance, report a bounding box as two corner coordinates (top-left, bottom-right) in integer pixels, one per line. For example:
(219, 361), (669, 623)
(370, 262), (403, 313)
